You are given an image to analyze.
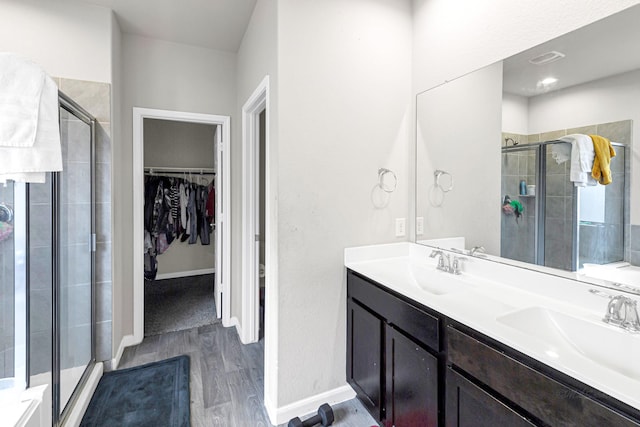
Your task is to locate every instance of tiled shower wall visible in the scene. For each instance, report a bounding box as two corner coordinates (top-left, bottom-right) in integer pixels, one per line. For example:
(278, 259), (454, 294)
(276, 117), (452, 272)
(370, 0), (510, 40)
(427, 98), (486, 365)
(501, 120), (632, 269)
(58, 78), (112, 363)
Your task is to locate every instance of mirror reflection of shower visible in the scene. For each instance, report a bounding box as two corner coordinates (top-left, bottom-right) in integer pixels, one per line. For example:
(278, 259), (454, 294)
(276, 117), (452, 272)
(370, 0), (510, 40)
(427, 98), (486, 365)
(500, 128), (628, 272)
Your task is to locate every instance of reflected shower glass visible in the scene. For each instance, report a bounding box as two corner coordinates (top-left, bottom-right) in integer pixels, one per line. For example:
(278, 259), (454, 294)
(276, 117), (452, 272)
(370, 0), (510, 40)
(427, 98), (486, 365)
(29, 175), (54, 392)
(58, 107), (93, 413)
(0, 182), (17, 388)
(578, 147), (626, 268)
(501, 145), (538, 264)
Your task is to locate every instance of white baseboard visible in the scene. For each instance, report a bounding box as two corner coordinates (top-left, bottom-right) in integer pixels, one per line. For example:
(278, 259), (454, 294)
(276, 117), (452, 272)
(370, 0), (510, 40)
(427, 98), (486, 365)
(155, 268), (215, 280)
(226, 315), (241, 334)
(111, 334), (139, 370)
(63, 363), (103, 427)
(264, 393), (277, 426)
(272, 384), (356, 425)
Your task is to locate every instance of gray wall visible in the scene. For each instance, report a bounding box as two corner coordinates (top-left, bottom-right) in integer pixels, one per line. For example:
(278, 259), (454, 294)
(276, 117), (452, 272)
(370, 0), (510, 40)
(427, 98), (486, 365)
(144, 119), (216, 169)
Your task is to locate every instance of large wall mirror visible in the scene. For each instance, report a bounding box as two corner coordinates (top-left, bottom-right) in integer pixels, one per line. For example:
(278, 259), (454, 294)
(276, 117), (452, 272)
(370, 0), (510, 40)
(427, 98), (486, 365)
(416, 5), (640, 290)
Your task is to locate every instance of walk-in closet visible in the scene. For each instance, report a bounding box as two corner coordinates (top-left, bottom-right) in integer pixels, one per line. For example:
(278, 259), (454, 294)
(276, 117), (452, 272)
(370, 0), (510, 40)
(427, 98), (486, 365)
(142, 118), (219, 336)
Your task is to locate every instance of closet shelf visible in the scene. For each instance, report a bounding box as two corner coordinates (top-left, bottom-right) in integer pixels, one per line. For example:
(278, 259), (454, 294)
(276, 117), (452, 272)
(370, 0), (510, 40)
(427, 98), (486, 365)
(144, 166), (216, 175)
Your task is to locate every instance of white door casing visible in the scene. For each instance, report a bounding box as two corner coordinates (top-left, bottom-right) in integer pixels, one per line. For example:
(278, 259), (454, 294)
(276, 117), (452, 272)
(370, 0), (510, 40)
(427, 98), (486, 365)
(214, 124), (225, 319)
(132, 107), (231, 345)
(241, 78), (267, 345)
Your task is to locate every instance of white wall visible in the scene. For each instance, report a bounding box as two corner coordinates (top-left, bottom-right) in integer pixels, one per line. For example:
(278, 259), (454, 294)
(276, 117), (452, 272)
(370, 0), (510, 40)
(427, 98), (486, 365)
(276, 0), (412, 407)
(235, 0), (279, 413)
(528, 69), (640, 222)
(110, 10), (122, 362)
(116, 34), (237, 343)
(0, 0), (112, 82)
(412, 0), (640, 94)
(502, 92), (530, 135)
(416, 62), (503, 254)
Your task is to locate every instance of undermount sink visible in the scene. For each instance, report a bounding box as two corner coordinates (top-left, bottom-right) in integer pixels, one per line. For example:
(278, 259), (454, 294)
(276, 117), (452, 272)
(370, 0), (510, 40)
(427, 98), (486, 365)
(497, 307), (640, 380)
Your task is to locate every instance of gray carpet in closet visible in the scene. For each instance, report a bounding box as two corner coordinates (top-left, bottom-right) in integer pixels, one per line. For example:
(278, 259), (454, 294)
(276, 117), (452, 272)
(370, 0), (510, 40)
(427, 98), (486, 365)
(145, 274), (218, 336)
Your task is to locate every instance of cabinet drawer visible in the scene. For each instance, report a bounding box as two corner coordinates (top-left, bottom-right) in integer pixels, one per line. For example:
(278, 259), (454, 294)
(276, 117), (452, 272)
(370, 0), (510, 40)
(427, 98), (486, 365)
(446, 367), (536, 427)
(348, 270), (439, 350)
(447, 326), (640, 427)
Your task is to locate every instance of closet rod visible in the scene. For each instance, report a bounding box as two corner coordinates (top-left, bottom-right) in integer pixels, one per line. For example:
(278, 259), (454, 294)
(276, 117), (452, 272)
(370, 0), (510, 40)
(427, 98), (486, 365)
(144, 166), (216, 175)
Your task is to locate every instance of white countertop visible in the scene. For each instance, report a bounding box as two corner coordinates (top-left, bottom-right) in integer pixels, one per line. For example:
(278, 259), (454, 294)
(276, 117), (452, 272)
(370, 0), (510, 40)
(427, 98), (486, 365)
(345, 242), (640, 411)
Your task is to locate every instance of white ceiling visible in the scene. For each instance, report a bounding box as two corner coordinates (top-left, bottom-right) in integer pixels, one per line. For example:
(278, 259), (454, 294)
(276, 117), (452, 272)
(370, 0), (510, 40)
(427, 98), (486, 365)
(503, 4), (640, 97)
(78, 0), (257, 52)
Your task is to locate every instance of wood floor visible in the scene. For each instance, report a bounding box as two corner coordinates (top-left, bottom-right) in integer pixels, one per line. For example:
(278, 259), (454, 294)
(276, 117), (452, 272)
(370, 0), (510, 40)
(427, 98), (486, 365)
(119, 321), (378, 427)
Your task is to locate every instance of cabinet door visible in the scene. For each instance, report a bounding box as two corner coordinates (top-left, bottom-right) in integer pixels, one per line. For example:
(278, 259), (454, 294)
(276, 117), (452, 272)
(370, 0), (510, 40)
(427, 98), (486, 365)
(347, 299), (384, 420)
(385, 325), (438, 427)
(446, 368), (537, 427)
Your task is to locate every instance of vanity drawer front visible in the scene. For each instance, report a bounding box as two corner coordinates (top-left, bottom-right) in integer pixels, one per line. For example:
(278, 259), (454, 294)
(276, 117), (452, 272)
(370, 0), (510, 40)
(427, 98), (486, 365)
(347, 271), (439, 350)
(447, 326), (640, 427)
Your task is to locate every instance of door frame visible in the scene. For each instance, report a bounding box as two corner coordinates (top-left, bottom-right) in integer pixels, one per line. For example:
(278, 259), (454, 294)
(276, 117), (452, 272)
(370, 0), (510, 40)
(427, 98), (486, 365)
(241, 76), (269, 344)
(132, 107), (231, 343)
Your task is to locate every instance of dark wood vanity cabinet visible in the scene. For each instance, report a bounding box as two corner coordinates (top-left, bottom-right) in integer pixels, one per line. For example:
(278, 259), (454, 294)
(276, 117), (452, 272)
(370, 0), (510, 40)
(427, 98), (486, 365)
(346, 299), (384, 419)
(445, 367), (536, 427)
(347, 269), (640, 427)
(347, 270), (440, 426)
(385, 325), (439, 427)
(446, 326), (640, 427)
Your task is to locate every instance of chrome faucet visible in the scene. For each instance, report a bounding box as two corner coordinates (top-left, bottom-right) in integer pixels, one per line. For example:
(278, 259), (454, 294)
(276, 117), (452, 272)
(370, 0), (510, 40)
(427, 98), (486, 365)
(430, 250), (466, 274)
(603, 294), (640, 333)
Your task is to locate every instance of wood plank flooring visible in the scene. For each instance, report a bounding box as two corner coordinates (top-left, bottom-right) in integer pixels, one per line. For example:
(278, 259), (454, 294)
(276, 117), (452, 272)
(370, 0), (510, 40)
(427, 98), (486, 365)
(119, 322), (378, 426)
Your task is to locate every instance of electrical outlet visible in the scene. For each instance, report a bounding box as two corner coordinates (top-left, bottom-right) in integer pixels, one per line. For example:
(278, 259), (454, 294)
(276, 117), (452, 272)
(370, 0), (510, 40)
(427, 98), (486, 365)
(416, 217), (424, 235)
(395, 218), (406, 237)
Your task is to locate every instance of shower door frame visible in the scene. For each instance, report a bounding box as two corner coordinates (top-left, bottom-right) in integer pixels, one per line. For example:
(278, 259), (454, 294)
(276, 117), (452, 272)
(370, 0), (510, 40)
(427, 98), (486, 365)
(53, 92), (97, 427)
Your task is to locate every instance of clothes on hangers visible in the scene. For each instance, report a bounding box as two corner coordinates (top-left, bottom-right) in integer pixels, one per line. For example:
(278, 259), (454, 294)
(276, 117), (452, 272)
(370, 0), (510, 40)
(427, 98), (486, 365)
(143, 173), (215, 280)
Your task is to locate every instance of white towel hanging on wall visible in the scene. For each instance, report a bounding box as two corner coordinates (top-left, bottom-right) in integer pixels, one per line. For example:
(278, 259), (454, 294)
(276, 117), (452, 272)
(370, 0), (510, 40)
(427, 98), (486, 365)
(0, 53), (62, 183)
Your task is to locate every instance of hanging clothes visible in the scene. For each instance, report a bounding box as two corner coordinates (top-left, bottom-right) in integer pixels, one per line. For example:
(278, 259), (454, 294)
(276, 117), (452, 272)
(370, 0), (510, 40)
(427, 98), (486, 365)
(143, 173), (215, 280)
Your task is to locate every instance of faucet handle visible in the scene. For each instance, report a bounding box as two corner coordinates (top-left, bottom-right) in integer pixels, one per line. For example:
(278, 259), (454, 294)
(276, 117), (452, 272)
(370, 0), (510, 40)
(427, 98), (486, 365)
(452, 256), (467, 275)
(622, 299), (640, 332)
(469, 246), (486, 257)
(604, 295), (627, 324)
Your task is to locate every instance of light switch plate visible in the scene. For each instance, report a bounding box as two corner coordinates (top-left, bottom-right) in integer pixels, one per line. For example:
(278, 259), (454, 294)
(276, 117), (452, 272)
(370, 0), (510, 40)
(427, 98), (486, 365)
(395, 218), (406, 237)
(416, 217), (424, 235)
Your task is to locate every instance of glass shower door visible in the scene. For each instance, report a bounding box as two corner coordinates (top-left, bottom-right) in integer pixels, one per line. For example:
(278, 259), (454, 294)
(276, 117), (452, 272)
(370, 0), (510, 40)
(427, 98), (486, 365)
(57, 105), (94, 415)
(500, 145), (538, 264)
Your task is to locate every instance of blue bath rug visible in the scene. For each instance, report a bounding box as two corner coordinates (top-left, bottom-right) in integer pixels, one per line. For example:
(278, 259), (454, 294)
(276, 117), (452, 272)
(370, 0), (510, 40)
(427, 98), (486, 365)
(80, 355), (190, 427)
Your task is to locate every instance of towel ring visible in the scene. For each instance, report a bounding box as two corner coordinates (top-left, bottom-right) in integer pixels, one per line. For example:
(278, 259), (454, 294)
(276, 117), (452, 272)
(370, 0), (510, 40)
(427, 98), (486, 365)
(434, 170), (454, 193)
(378, 168), (397, 193)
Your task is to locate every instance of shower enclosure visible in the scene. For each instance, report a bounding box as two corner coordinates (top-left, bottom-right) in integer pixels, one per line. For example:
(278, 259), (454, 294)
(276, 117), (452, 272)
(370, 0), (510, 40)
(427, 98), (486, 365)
(0, 92), (96, 426)
(501, 140), (627, 271)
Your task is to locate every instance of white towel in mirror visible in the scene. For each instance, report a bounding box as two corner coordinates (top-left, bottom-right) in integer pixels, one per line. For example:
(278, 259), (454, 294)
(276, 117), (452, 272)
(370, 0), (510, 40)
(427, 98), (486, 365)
(560, 134), (596, 187)
(0, 54), (62, 183)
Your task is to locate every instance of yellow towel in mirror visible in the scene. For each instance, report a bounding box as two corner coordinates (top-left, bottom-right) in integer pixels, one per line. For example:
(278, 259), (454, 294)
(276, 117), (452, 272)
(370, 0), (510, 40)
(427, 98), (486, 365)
(590, 135), (616, 185)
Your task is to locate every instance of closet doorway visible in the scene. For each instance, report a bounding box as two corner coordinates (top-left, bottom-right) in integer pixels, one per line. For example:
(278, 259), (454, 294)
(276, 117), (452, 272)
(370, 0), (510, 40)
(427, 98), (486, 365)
(132, 108), (231, 344)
